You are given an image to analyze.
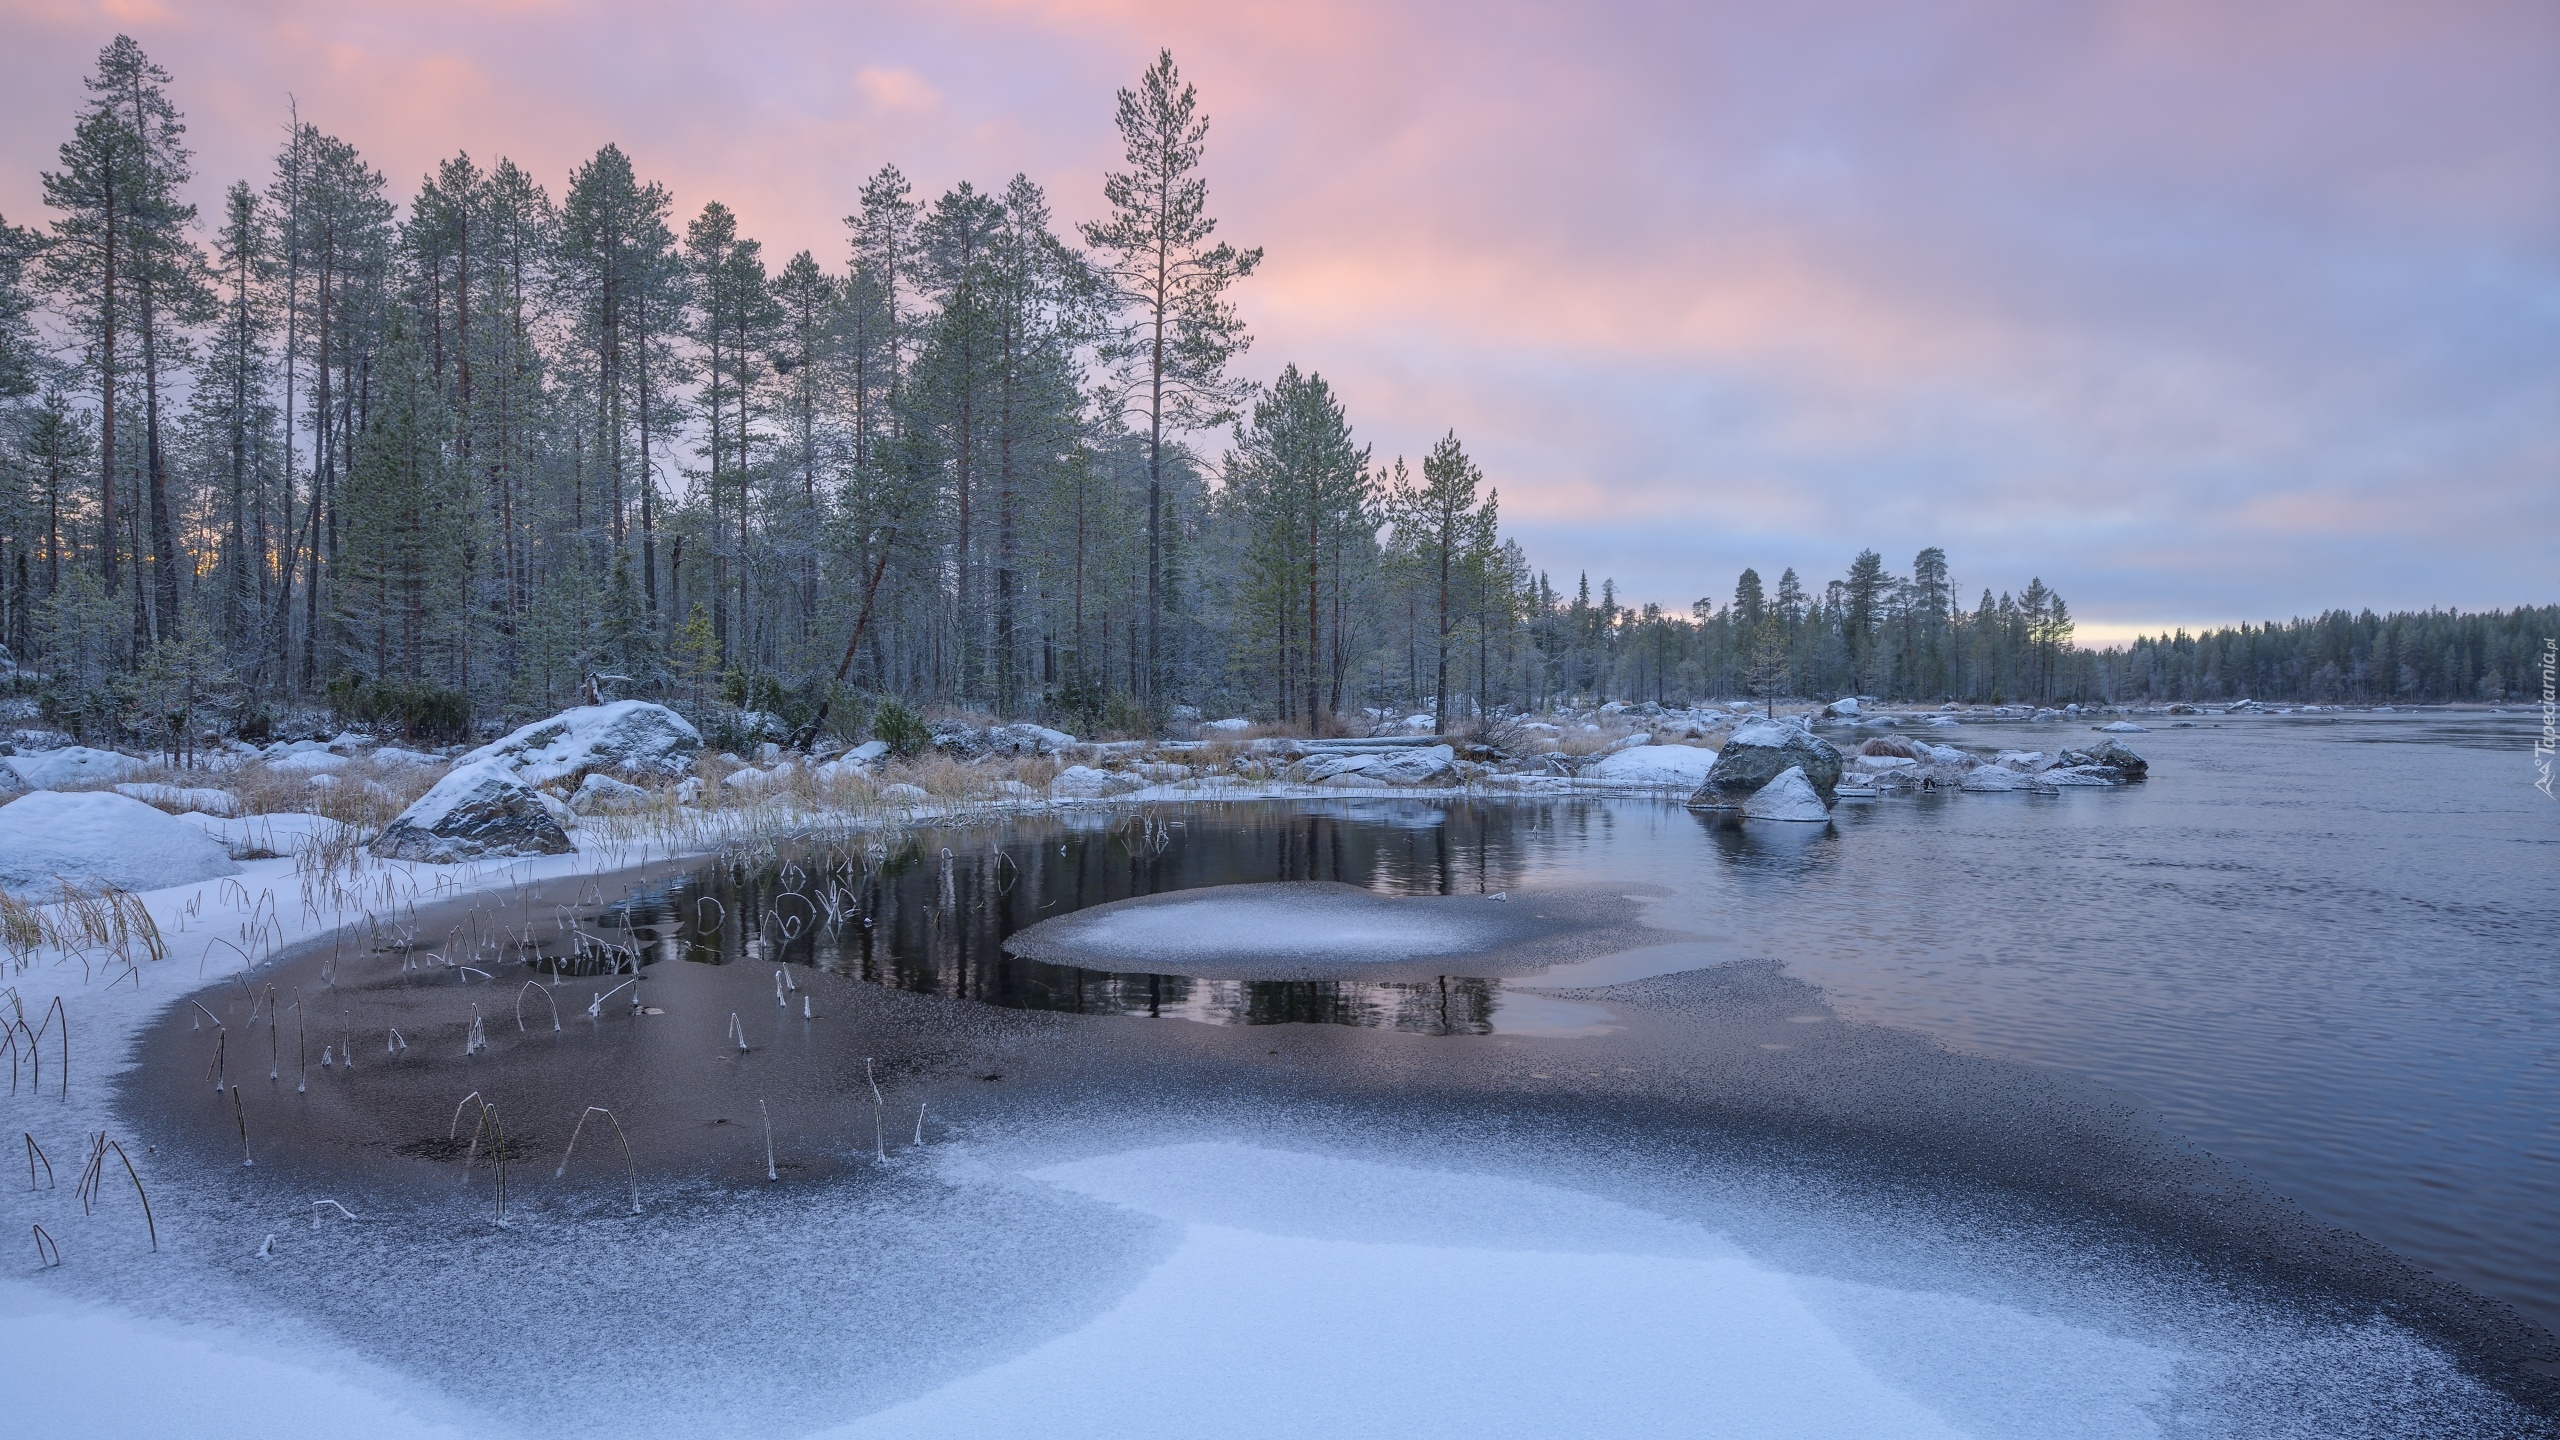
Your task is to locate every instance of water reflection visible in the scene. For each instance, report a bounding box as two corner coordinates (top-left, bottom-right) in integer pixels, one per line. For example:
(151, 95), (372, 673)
(598, 801), (1608, 1037)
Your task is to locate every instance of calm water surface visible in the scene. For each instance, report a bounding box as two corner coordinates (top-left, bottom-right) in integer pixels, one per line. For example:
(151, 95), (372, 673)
(653, 710), (2558, 1338)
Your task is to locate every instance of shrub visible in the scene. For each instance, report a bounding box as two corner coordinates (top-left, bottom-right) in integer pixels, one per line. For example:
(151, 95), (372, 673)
(870, 697), (932, 758)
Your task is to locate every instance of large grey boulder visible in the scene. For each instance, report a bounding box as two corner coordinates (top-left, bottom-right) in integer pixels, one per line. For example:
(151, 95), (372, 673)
(370, 762), (572, 861)
(1688, 719), (1842, 808)
(2059, 738), (2149, 781)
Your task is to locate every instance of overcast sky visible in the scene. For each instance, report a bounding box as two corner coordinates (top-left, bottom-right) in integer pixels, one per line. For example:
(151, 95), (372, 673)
(3, 0), (2553, 640)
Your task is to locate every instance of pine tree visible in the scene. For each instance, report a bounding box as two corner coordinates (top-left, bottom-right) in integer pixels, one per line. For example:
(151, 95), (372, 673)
(1082, 49), (1261, 703)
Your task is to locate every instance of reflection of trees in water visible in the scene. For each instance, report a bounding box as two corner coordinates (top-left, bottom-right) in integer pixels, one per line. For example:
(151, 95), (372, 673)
(635, 801), (1573, 1033)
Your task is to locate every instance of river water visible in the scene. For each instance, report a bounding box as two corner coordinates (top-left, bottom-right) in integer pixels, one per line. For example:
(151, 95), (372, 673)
(653, 708), (2556, 1343)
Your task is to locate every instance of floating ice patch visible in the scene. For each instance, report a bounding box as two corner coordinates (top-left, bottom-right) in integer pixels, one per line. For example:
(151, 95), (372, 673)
(1005, 882), (1516, 976)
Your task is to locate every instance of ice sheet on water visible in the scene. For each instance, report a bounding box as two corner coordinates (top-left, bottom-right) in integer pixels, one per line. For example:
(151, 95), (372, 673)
(827, 1143), (2181, 1440)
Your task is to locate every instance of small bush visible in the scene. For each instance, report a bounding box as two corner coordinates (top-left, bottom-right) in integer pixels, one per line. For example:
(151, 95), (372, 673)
(870, 698), (932, 758)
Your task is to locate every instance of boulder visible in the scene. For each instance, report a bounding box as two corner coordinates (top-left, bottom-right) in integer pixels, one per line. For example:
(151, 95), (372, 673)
(452, 701), (701, 787)
(1823, 697), (1862, 718)
(1960, 766), (2033, 792)
(2095, 720), (2149, 733)
(1, 745), (145, 790)
(2069, 738), (2149, 781)
(1052, 764), (1143, 798)
(1742, 766), (1831, 821)
(570, 773), (649, 814)
(1587, 744), (1719, 787)
(0, 790), (242, 896)
(369, 762), (573, 862)
(1688, 719), (1842, 808)
(1297, 745), (1455, 786)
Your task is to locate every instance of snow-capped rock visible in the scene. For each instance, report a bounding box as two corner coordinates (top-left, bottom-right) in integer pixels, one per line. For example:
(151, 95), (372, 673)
(1847, 754), (1916, 771)
(2066, 738), (2149, 780)
(450, 701), (702, 787)
(369, 761), (573, 862)
(1742, 766), (1831, 821)
(113, 782), (240, 816)
(2095, 721), (2149, 733)
(1587, 744), (1719, 787)
(1960, 766), (2033, 792)
(1202, 717), (1253, 734)
(569, 773), (650, 814)
(1051, 765), (1142, 797)
(1993, 750), (2051, 772)
(1823, 697), (1861, 717)
(1297, 745), (1457, 786)
(1, 745), (145, 790)
(1690, 719), (1843, 807)
(264, 748), (350, 774)
(2039, 766), (2121, 787)
(0, 790), (242, 896)
(723, 763), (794, 792)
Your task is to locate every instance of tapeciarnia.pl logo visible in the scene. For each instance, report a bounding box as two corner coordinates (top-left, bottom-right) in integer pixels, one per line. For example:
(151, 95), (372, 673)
(2537, 636), (2555, 798)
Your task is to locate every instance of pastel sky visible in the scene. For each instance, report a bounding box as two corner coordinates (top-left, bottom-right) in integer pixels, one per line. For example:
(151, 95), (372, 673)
(3, 0), (2554, 641)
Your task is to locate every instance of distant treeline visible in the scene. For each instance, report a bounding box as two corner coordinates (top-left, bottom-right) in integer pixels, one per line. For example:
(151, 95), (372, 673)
(2087, 606), (2556, 706)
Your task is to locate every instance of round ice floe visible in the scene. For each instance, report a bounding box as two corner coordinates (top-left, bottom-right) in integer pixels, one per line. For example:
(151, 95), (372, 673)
(1002, 881), (1651, 980)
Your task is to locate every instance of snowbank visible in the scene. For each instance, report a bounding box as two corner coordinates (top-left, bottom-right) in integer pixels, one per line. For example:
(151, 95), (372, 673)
(0, 790), (241, 895)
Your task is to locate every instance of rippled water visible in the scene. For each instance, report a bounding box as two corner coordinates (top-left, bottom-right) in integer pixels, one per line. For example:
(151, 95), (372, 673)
(655, 709), (2557, 1342)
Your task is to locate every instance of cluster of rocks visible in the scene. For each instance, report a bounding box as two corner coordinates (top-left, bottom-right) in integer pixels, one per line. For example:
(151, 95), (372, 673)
(1677, 716), (2152, 823)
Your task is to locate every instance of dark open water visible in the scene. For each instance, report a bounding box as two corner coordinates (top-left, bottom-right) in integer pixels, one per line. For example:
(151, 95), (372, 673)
(649, 709), (2557, 1341)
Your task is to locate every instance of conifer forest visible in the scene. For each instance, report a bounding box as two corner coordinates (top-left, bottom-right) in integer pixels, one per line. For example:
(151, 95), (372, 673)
(0, 38), (2546, 748)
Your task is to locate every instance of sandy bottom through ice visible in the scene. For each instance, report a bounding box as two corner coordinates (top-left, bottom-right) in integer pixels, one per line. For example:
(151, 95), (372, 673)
(831, 1143), (2175, 1440)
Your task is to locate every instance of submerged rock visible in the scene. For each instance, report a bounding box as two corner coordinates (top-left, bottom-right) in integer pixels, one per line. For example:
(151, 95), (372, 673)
(1689, 719), (1842, 807)
(370, 763), (573, 861)
(1742, 766), (1832, 821)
